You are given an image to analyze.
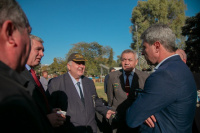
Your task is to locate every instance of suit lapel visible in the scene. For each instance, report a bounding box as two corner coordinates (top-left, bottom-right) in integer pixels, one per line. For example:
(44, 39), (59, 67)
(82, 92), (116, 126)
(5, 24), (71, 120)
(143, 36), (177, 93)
(81, 77), (91, 110)
(65, 73), (85, 107)
(119, 72), (125, 92)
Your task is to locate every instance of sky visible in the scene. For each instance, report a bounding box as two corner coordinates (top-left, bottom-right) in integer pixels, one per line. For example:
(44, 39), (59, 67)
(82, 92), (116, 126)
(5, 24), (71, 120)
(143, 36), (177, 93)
(17, 0), (200, 65)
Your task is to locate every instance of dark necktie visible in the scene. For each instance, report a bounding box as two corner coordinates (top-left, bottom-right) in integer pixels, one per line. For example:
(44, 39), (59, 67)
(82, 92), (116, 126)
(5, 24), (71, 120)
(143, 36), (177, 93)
(77, 82), (85, 106)
(30, 68), (51, 113)
(125, 72), (130, 96)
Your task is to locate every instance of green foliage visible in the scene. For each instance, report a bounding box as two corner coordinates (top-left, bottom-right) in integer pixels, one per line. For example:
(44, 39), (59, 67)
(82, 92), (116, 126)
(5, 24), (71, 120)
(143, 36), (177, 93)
(48, 57), (67, 75)
(116, 55), (122, 67)
(130, 0), (187, 50)
(107, 48), (114, 66)
(182, 12), (200, 73)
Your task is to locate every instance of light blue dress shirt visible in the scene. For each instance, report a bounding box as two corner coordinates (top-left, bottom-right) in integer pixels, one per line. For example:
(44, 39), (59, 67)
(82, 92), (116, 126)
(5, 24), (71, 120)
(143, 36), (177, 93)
(68, 72), (84, 97)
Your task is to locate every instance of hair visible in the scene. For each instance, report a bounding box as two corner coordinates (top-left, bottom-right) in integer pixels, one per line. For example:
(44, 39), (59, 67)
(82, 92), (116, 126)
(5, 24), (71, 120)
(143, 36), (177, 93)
(68, 61), (72, 65)
(30, 34), (44, 44)
(120, 49), (138, 60)
(109, 67), (116, 72)
(0, 0), (30, 32)
(140, 24), (176, 52)
(42, 70), (48, 74)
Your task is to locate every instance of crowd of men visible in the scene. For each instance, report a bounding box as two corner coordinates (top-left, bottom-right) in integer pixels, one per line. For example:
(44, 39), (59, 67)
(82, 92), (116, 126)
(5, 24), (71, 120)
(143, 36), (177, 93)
(0, 0), (199, 133)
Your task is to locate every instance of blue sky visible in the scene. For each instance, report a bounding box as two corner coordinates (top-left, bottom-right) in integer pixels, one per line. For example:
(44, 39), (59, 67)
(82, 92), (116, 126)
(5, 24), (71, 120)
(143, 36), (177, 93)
(17, 0), (200, 65)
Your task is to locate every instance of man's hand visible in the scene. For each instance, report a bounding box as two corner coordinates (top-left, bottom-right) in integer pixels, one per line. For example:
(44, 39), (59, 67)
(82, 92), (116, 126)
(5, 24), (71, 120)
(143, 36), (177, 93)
(52, 108), (61, 113)
(47, 112), (66, 127)
(145, 115), (156, 128)
(106, 110), (115, 119)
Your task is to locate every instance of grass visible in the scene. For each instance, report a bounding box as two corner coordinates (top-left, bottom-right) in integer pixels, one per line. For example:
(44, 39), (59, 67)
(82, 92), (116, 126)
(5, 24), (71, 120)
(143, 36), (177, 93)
(94, 82), (108, 101)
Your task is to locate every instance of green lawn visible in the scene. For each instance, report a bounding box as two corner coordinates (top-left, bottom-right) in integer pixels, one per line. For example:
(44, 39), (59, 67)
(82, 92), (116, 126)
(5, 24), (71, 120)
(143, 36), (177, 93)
(94, 82), (107, 101)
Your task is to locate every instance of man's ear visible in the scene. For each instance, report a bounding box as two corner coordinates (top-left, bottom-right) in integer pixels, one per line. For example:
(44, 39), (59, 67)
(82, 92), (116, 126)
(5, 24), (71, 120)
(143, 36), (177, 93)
(135, 59), (138, 65)
(154, 41), (161, 53)
(1, 20), (15, 45)
(67, 64), (70, 71)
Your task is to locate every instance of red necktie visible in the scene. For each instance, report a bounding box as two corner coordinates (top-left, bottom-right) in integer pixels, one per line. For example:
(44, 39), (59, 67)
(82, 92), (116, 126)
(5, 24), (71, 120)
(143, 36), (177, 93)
(125, 73), (130, 96)
(30, 68), (51, 113)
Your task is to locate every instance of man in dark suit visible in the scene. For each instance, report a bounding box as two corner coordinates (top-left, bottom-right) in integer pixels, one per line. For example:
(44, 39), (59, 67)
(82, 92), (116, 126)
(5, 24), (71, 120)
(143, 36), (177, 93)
(47, 53), (115, 133)
(20, 34), (66, 132)
(0, 0), (49, 132)
(126, 24), (197, 133)
(107, 49), (149, 133)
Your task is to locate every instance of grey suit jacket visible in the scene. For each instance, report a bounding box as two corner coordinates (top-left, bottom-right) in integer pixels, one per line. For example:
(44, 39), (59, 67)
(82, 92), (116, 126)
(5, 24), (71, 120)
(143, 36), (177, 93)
(47, 72), (108, 133)
(107, 69), (149, 120)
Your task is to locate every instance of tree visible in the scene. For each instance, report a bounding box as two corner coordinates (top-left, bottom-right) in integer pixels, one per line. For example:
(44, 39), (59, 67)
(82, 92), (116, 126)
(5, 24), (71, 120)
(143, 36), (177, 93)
(66, 42), (114, 76)
(130, 0), (187, 50)
(107, 48), (114, 66)
(49, 57), (67, 75)
(182, 12), (200, 73)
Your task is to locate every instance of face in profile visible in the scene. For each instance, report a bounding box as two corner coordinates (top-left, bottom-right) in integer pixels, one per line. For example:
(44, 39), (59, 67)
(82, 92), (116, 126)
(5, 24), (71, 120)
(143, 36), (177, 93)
(27, 39), (44, 67)
(121, 52), (138, 72)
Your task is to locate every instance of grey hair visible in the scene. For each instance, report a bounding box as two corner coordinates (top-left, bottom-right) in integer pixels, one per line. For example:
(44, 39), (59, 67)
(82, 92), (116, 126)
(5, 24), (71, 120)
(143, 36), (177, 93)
(67, 61), (72, 65)
(120, 49), (138, 60)
(30, 34), (44, 44)
(0, 0), (30, 32)
(140, 24), (176, 52)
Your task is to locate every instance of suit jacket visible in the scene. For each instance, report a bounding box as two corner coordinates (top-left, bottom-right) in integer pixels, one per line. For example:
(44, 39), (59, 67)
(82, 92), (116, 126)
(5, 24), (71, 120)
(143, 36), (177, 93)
(104, 74), (109, 94)
(20, 68), (53, 133)
(0, 61), (48, 132)
(107, 68), (149, 120)
(126, 55), (197, 133)
(47, 72), (108, 133)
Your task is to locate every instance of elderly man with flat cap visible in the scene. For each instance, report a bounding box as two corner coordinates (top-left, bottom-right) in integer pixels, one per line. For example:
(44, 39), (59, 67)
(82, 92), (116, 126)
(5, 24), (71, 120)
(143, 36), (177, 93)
(47, 53), (115, 133)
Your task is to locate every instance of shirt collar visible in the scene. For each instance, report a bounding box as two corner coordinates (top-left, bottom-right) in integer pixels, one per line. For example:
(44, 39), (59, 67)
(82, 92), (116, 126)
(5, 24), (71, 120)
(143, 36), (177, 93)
(68, 72), (82, 85)
(123, 68), (135, 76)
(154, 54), (178, 70)
(25, 64), (31, 71)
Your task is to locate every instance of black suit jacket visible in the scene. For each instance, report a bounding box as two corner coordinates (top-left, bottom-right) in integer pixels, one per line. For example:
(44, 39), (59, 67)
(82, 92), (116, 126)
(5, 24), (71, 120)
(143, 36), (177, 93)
(47, 72), (108, 133)
(20, 68), (53, 133)
(0, 61), (48, 132)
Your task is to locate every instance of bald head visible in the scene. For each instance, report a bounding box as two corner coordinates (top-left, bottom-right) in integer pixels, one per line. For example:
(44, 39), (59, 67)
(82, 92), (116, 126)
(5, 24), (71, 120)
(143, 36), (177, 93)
(176, 49), (187, 63)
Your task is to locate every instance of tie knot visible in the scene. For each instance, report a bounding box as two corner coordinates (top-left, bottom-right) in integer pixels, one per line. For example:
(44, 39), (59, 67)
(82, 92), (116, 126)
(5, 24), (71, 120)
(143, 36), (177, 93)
(125, 72), (130, 77)
(30, 68), (36, 74)
(77, 82), (80, 86)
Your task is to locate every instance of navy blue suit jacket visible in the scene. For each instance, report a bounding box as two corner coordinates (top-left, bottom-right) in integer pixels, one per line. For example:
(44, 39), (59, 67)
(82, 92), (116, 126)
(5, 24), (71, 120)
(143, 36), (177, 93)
(126, 55), (197, 133)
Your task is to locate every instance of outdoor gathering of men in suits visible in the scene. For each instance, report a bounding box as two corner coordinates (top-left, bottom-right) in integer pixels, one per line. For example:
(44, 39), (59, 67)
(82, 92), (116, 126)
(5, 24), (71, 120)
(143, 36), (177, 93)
(126, 24), (197, 133)
(0, 1), (198, 133)
(20, 34), (66, 132)
(47, 53), (115, 133)
(107, 49), (149, 133)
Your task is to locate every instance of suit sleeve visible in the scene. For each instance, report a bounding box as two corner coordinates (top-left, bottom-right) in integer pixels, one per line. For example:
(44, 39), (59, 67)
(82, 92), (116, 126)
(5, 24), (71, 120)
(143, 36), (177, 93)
(89, 80), (108, 116)
(126, 70), (177, 128)
(107, 74), (114, 107)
